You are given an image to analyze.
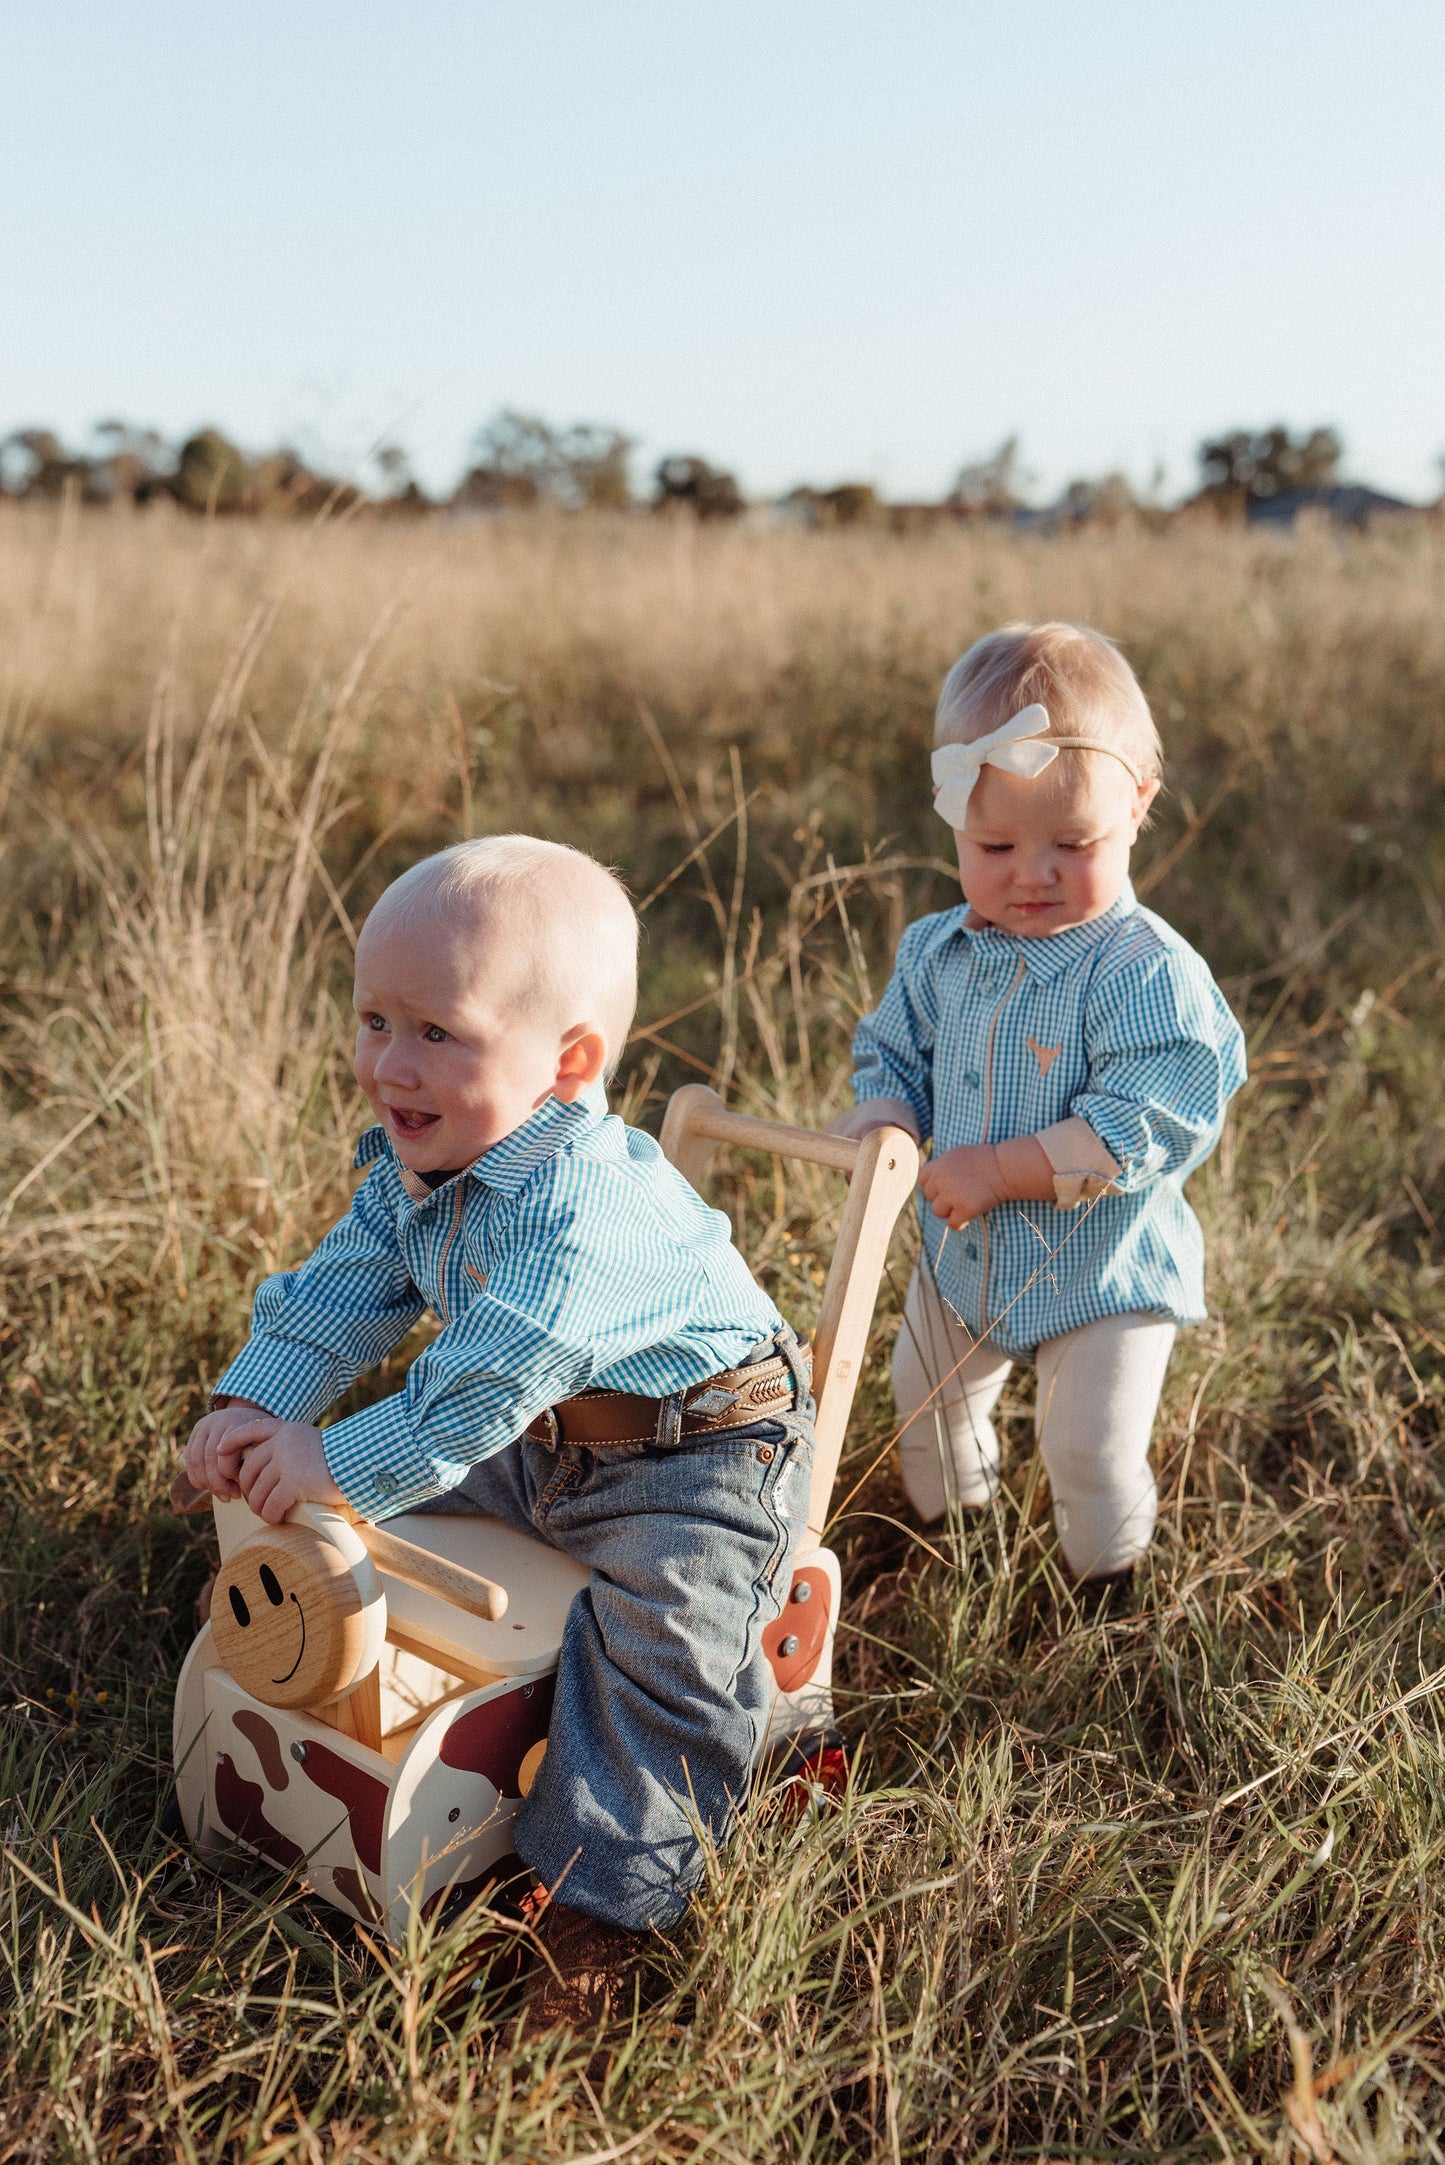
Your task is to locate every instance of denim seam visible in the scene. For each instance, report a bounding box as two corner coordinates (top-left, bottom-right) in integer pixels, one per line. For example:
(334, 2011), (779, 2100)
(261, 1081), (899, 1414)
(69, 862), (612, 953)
(720, 1426), (806, 1704)
(535, 1444), (587, 1523)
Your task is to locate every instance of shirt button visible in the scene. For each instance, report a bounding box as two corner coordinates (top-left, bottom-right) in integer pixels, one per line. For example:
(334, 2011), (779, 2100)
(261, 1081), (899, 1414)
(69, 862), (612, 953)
(959, 1070), (980, 1088)
(373, 1469), (400, 1497)
(964, 1239), (979, 1260)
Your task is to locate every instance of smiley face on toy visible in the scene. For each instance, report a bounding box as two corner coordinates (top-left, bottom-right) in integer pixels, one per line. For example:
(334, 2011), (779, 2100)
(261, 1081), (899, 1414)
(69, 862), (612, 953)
(209, 1525), (369, 1709)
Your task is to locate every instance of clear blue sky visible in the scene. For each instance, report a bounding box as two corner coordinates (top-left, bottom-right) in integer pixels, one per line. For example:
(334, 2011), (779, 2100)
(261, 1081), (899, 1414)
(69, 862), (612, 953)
(4, 1), (1442, 503)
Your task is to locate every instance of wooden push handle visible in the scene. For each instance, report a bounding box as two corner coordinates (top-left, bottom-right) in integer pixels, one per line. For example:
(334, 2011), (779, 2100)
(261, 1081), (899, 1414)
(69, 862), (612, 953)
(349, 1518), (509, 1623)
(661, 1084), (863, 1184)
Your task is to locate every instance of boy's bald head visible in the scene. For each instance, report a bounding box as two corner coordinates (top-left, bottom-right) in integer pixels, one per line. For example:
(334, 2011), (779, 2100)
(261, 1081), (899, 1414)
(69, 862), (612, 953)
(363, 837), (639, 1072)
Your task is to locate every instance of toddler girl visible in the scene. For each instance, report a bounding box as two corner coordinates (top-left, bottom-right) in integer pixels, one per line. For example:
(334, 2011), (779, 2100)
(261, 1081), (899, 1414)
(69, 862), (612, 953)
(835, 623), (1245, 1586)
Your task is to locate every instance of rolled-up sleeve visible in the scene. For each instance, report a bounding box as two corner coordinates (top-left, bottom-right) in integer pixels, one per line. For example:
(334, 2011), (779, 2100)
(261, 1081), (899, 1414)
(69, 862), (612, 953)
(851, 920), (941, 1144)
(213, 1169), (425, 1419)
(1070, 951), (1246, 1193)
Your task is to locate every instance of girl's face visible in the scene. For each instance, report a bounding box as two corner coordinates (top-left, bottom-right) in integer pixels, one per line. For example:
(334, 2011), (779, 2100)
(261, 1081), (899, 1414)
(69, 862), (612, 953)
(951, 755), (1159, 937)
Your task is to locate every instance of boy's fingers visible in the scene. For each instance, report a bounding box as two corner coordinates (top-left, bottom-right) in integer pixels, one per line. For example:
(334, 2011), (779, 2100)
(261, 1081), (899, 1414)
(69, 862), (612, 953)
(246, 1462), (290, 1525)
(206, 1438), (247, 1497)
(216, 1415), (279, 1456)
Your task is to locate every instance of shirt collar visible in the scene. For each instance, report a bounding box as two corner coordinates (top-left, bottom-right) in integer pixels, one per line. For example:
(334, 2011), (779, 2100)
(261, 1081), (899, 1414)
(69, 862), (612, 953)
(961, 882), (1137, 981)
(353, 1094), (605, 1201)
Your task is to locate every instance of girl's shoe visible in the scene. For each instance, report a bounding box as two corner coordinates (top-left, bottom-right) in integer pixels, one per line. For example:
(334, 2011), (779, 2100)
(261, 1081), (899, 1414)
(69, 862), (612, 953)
(1073, 1566), (1135, 1620)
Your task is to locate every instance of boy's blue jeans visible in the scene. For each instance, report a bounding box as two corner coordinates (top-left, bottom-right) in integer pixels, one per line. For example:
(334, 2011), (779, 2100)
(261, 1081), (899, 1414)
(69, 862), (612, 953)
(422, 1329), (816, 1932)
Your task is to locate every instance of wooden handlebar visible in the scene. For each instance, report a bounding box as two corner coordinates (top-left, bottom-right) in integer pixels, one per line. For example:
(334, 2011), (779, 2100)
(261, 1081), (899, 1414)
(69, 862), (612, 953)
(668, 1098), (863, 1174)
(351, 1519), (509, 1623)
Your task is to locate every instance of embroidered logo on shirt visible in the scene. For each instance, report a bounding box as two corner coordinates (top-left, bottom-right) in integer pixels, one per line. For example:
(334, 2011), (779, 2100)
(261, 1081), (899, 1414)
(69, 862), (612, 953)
(1026, 1036), (1062, 1079)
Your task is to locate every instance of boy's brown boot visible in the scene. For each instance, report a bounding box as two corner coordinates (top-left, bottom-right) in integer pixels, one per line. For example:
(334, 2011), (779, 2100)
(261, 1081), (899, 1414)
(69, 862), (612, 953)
(522, 1892), (649, 2032)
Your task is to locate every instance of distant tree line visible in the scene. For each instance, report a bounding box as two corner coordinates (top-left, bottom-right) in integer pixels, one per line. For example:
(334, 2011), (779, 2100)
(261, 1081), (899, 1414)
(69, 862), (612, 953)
(0, 412), (1427, 528)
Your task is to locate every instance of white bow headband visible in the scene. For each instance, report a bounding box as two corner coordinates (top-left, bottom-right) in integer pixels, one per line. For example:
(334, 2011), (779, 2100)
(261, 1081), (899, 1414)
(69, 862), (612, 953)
(931, 704), (1143, 828)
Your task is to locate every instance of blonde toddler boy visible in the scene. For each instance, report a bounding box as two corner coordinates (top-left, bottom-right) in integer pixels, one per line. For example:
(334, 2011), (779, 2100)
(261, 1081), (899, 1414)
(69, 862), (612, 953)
(185, 836), (814, 2018)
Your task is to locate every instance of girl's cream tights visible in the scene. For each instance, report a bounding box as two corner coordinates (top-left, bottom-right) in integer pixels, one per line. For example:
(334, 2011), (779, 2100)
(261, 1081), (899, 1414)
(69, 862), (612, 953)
(890, 1260), (1175, 1578)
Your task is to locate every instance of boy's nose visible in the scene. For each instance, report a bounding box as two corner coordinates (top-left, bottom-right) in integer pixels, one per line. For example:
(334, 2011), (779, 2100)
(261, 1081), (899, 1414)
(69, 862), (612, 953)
(372, 1038), (420, 1087)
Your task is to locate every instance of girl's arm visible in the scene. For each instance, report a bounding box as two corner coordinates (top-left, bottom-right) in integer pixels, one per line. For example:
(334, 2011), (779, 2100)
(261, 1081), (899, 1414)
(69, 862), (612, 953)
(1070, 948), (1247, 1191)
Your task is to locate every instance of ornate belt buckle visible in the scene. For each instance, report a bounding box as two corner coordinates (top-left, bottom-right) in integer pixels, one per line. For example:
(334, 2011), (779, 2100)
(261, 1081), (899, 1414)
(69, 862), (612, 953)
(689, 1386), (739, 1419)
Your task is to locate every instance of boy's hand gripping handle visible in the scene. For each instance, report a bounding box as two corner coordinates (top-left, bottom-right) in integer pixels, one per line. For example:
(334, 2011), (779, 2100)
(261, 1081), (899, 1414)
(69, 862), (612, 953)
(168, 1469), (509, 1621)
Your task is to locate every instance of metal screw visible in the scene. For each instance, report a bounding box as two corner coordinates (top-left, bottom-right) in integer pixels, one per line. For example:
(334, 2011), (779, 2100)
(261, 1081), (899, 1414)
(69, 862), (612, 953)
(779, 1634), (800, 1658)
(448, 1806), (461, 1823)
(289, 1739), (308, 1765)
(792, 1580), (812, 1603)
(757, 1444), (775, 1463)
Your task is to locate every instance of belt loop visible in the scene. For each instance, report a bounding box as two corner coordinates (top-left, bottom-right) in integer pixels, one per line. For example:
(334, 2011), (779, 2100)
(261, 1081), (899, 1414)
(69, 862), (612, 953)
(655, 1390), (684, 1450)
(530, 1406), (561, 1450)
(777, 1324), (810, 1410)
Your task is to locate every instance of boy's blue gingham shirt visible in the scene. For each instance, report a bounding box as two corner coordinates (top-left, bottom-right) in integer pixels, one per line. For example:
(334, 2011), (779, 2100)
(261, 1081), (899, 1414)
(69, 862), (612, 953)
(215, 1096), (784, 1520)
(852, 884), (1246, 1356)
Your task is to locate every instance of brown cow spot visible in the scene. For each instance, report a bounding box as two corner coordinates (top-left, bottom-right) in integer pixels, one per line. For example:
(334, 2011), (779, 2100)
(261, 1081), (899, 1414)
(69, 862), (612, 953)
(299, 1739), (390, 1875)
(763, 1568), (832, 1692)
(439, 1677), (555, 1796)
(331, 1866), (382, 1922)
(213, 1754), (304, 1870)
(233, 1709), (288, 1791)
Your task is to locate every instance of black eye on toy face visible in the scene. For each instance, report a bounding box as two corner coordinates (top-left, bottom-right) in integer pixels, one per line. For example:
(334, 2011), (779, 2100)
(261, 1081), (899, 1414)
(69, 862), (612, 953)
(228, 1585), (251, 1628)
(259, 1564), (284, 1606)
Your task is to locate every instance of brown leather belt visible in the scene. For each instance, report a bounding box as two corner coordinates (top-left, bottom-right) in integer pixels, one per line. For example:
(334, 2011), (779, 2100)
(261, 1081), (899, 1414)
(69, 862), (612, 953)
(525, 1343), (811, 1451)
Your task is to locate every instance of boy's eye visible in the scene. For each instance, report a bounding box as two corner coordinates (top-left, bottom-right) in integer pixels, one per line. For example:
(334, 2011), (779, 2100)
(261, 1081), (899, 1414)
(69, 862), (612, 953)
(980, 843), (1012, 855)
(422, 1024), (450, 1044)
(363, 1013), (387, 1032)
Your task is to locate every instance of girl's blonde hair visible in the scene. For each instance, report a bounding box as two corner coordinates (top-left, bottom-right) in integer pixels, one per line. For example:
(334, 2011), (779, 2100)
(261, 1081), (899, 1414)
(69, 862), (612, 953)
(935, 622), (1163, 784)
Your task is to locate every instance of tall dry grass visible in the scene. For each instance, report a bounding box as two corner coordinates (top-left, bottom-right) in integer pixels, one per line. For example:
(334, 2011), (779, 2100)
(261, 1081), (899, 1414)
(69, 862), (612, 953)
(3, 500), (1445, 2159)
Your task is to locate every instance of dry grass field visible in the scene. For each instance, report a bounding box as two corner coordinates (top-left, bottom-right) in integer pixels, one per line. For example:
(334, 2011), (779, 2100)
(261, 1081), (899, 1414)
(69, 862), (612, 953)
(3, 501), (1445, 2160)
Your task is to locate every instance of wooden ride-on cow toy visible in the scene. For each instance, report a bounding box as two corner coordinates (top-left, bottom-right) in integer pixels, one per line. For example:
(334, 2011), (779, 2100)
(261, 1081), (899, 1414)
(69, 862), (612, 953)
(171, 1086), (918, 1942)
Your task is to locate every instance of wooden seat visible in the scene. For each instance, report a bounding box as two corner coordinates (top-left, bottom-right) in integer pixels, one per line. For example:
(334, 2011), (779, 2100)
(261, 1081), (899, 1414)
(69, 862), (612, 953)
(375, 1512), (587, 1685)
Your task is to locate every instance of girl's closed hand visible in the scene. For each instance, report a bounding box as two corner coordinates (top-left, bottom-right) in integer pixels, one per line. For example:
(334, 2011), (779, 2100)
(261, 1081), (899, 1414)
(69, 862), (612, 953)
(918, 1143), (1006, 1229)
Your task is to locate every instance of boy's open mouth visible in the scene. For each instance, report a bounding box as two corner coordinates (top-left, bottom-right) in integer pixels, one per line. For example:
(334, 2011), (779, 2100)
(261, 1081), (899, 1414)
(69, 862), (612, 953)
(386, 1106), (441, 1137)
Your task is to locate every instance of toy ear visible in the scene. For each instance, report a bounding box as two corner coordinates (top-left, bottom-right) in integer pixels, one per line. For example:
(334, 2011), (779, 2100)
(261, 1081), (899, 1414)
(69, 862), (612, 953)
(170, 1469), (211, 1514)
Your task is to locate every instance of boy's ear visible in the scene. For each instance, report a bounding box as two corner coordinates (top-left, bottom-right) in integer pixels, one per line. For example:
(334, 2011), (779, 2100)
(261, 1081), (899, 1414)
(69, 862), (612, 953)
(553, 1025), (608, 1102)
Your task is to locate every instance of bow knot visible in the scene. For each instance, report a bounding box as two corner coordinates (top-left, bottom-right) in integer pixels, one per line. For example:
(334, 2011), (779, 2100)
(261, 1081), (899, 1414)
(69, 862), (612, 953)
(931, 706), (1142, 828)
(931, 704), (1057, 828)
